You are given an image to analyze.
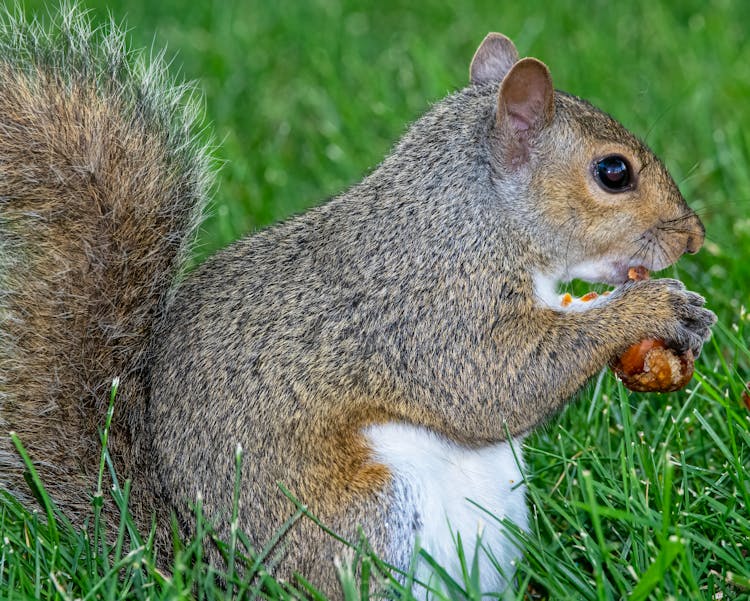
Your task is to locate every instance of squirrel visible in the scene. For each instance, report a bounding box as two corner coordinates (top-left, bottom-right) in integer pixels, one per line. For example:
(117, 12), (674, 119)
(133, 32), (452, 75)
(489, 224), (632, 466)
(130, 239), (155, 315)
(0, 7), (716, 598)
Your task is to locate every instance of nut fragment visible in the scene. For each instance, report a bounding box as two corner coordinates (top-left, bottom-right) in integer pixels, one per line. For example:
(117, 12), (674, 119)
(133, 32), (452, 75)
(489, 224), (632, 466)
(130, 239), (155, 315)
(611, 339), (695, 392)
(628, 266), (650, 281)
(611, 266), (695, 392)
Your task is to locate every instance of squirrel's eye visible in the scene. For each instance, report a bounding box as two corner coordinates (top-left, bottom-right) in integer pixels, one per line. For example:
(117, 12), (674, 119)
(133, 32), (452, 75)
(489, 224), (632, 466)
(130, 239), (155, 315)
(594, 155), (631, 192)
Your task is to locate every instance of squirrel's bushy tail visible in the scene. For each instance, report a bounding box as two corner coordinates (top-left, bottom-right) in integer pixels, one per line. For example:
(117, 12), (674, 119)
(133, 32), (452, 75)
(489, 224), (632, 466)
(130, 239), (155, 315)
(0, 4), (211, 529)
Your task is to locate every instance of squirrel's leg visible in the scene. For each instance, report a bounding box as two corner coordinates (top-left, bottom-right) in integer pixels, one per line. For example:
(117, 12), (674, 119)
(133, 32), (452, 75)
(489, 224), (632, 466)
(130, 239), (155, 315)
(485, 278), (715, 438)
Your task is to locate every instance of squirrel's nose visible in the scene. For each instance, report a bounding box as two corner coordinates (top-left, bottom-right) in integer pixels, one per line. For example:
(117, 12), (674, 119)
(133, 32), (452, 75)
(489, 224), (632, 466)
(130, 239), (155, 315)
(684, 215), (705, 254)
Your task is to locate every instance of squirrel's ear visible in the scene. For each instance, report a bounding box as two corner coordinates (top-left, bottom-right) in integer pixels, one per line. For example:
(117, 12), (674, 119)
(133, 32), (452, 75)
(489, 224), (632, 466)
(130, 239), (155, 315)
(495, 57), (555, 164)
(469, 33), (519, 85)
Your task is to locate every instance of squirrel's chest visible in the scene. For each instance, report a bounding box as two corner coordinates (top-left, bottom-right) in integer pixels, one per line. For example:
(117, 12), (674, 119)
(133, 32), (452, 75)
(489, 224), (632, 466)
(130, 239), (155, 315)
(365, 423), (527, 593)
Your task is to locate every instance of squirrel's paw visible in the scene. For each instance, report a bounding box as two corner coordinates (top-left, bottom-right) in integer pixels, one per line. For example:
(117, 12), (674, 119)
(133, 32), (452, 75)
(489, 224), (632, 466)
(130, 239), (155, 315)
(616, 278), (717, 358)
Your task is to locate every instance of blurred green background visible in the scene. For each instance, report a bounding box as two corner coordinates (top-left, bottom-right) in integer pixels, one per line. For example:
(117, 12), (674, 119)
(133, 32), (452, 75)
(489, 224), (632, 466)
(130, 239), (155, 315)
(21, 0), (750, 296)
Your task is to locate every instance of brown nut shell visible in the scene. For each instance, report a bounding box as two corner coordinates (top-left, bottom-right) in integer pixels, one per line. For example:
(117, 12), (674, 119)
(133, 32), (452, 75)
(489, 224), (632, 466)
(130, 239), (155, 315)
(611, 339), (695, 392)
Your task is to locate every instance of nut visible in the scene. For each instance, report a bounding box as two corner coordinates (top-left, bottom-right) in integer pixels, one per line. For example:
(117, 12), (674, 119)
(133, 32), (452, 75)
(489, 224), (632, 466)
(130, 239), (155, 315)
(611, 339), (694, 392)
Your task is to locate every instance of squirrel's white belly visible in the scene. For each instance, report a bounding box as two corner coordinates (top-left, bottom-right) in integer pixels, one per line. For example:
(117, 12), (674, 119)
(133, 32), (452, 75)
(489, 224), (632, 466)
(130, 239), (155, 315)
(365, 423), (527, 595)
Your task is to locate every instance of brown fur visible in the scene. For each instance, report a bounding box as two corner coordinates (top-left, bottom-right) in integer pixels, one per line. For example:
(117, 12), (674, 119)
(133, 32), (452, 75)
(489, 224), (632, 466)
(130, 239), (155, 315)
(0, 7), (210, 546)
(0, 12), (715, 599)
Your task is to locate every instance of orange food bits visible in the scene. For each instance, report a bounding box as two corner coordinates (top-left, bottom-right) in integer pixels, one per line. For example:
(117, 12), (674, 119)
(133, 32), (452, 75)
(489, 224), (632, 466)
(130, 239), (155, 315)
(561, 293), (573, 307)
(580, 291), (599, 302)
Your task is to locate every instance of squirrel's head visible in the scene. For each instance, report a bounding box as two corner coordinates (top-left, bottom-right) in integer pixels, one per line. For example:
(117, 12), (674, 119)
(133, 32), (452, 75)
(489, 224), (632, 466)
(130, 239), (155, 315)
(471, 33), (704, 287)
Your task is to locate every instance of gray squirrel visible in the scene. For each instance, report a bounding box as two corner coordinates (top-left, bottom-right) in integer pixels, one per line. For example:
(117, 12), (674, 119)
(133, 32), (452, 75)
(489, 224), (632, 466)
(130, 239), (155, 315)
(0, 7), (715, 597)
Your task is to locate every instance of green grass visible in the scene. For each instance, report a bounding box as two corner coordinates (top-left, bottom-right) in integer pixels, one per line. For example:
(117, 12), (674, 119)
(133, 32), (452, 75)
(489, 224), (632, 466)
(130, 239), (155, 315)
(3, 0), (750, 599)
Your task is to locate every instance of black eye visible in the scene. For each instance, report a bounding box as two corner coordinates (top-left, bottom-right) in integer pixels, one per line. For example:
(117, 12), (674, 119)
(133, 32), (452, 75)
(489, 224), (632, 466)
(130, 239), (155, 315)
(594, 155), (632, 192)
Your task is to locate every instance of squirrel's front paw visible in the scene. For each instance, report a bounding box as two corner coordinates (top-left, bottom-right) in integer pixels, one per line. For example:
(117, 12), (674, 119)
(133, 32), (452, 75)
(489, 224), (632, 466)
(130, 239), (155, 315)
(616, 278), (717, 357)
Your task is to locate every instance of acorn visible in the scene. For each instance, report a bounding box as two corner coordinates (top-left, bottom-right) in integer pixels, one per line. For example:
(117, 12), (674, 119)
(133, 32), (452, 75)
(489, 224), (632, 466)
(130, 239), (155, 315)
(610, 338), (694, 392)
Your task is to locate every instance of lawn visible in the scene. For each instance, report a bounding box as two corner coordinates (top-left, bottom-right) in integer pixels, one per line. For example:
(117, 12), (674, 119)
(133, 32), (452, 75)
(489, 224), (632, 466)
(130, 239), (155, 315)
(3, 0), (750, 599)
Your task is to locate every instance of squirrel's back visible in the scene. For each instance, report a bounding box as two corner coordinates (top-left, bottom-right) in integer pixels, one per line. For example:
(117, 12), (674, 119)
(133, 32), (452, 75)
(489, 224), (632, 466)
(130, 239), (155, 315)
(0, 6), (211, 530)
